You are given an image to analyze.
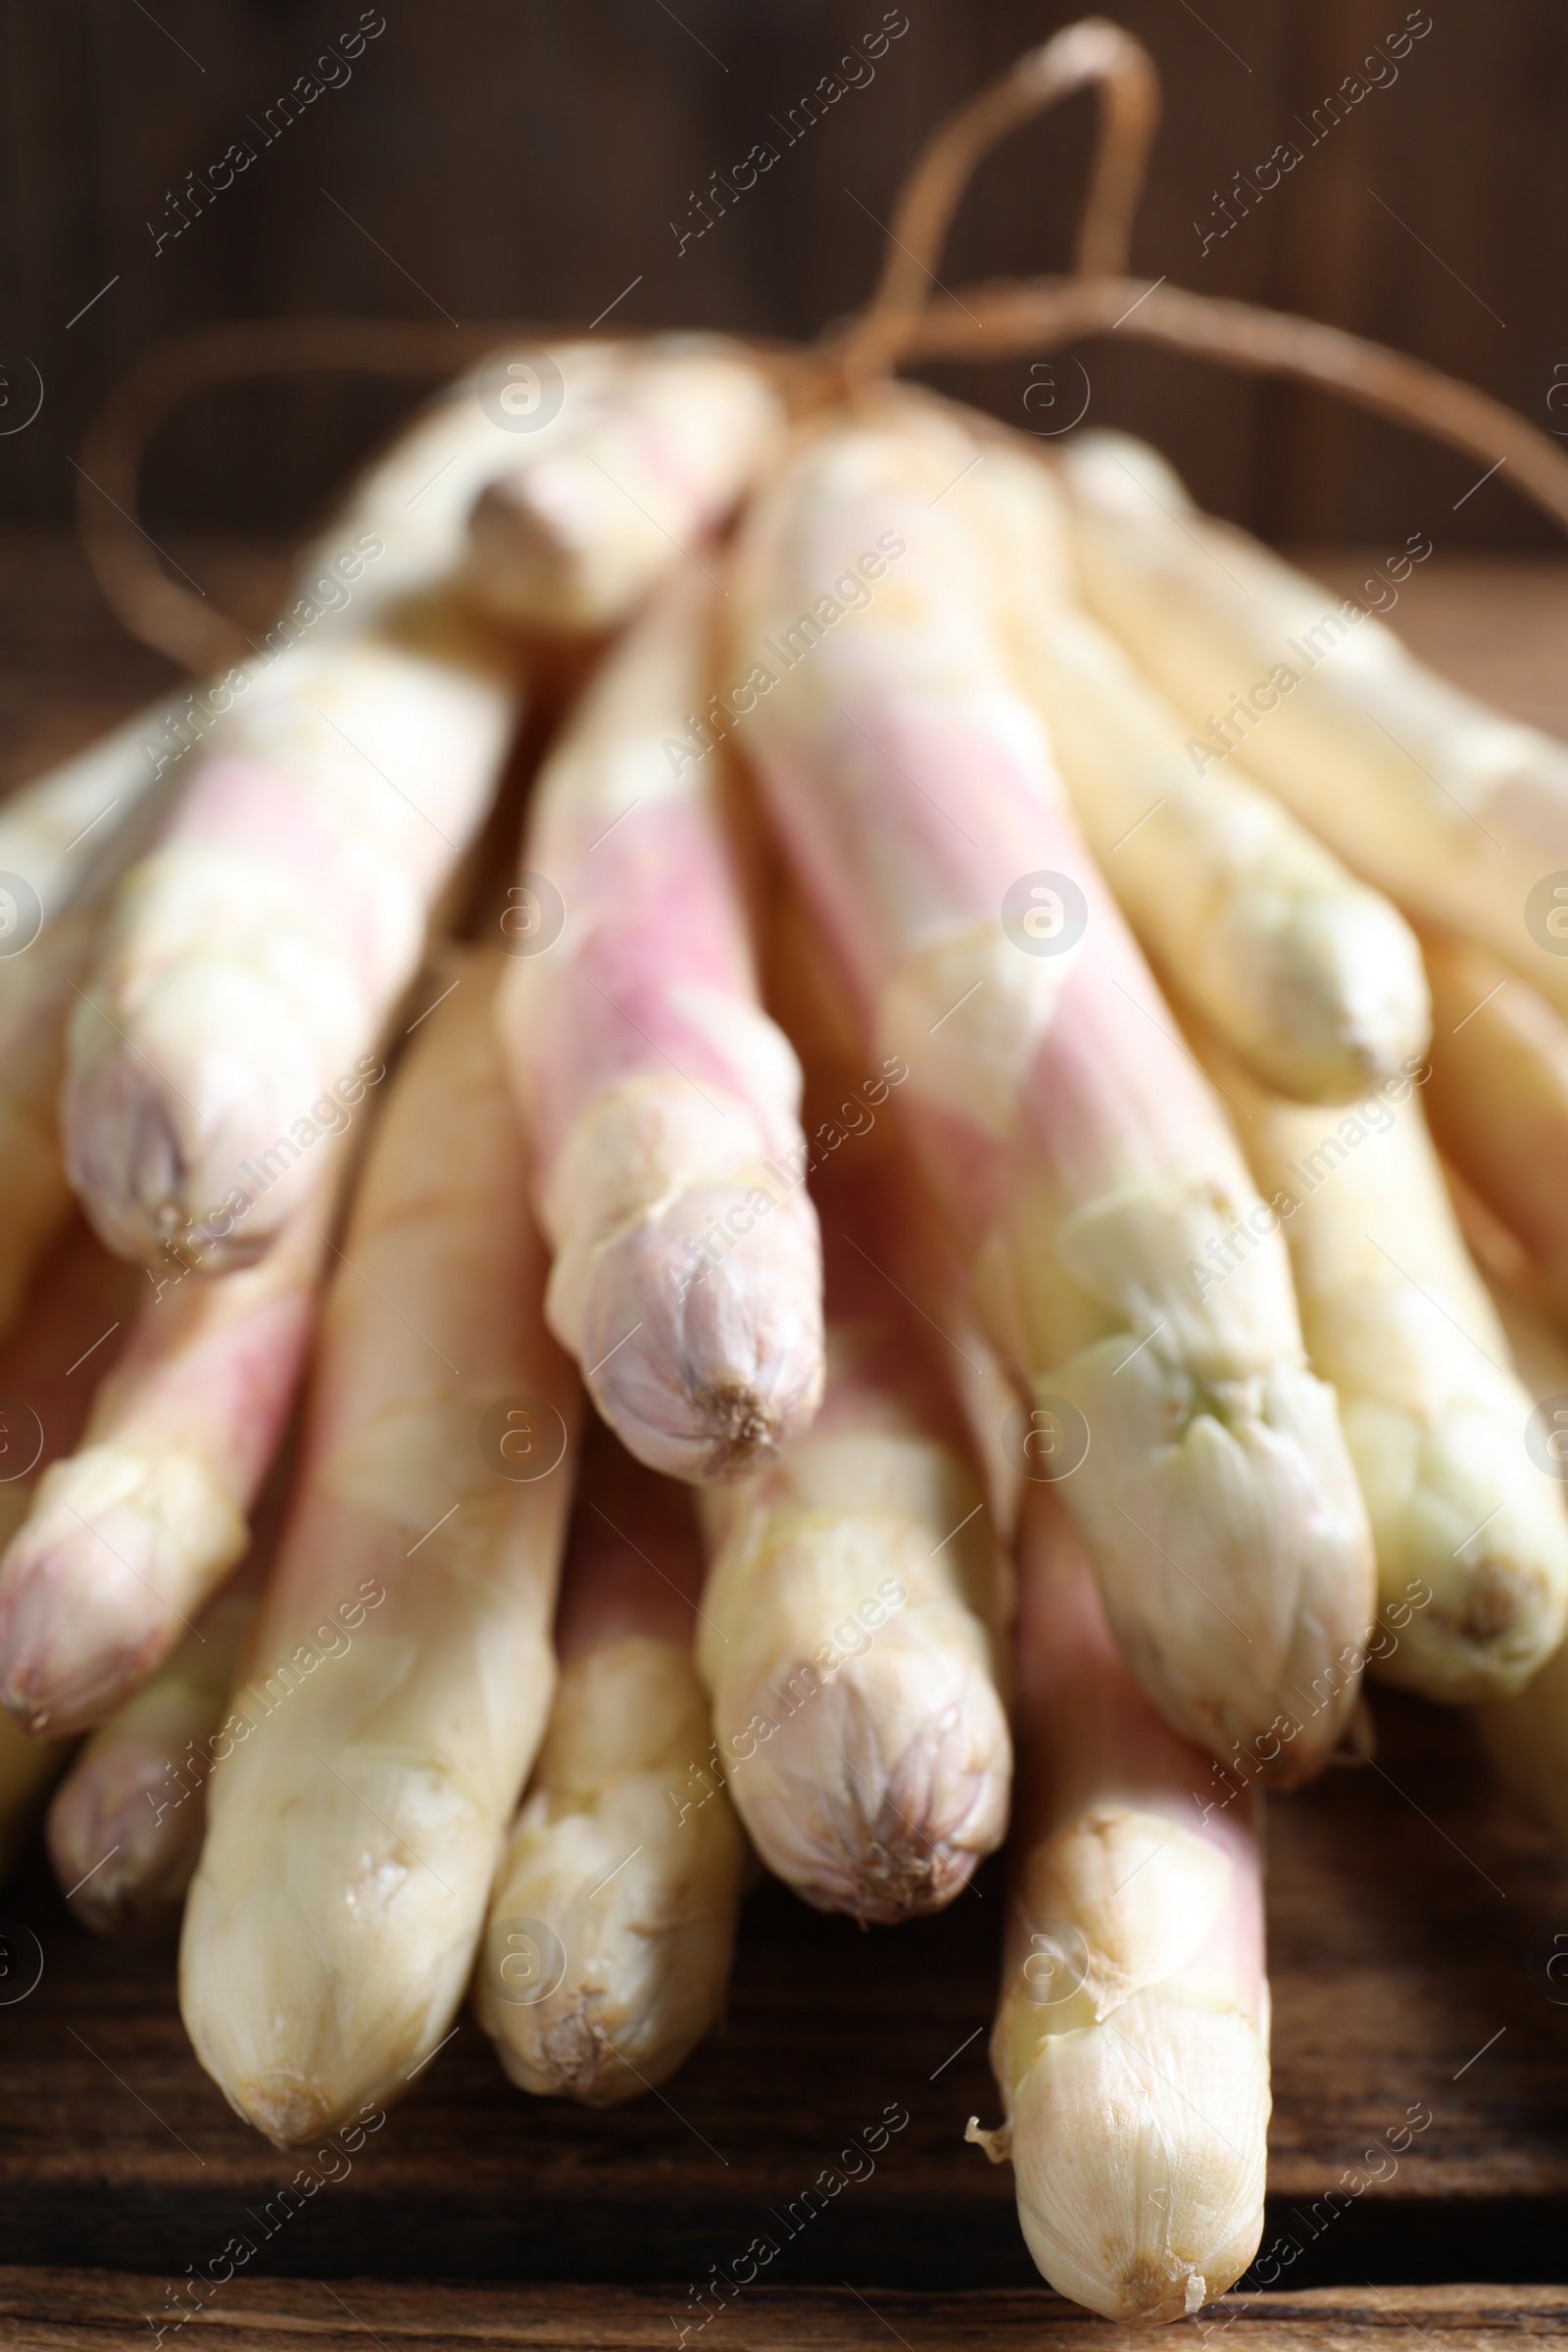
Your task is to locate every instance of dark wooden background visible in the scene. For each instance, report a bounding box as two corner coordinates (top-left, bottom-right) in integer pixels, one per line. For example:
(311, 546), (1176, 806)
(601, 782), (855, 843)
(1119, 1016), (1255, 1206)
(3, 0), (1567, 551)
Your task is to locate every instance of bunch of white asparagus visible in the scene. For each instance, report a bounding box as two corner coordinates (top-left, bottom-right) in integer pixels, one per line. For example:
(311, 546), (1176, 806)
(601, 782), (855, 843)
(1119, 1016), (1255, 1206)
(5, 329), (1568, 2324)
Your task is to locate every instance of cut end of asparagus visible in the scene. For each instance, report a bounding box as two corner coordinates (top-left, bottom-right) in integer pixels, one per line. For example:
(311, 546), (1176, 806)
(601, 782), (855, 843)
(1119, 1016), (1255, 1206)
(578, 1187), (825, 1487)
(716, 1613), (1011, 1924)
(0, 1446), (246, 1735)
(1007, 1988), (1269, 2323)
(223, 2071), (354, 2150)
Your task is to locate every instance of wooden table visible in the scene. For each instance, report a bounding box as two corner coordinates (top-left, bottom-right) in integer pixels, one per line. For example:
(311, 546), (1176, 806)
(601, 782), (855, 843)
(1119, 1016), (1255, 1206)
(3, 540), (1568, 2344)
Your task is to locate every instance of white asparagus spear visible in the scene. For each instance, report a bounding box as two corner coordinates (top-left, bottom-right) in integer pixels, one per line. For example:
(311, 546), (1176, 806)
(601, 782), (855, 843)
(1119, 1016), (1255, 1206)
(1191, 1024), (1568, 1700)
(696, 1160), (1010, 1921)
(730, 396), (1373, 1783)
(1467, 1270), (1568, 1830)
(474, 1424), (745, 2102)
(62, 338), (635, 1275)
(64, 596), (521, 1270)
(0, 337), (610, 1317)
(497, 566), (824, 1485)
(949, 429), (1429, 1102)
(46, 1556), (261, 1930)
(969, 1483), (1268, 2322)
(1421, 928), (1568, 1329)
(1056, 429), (1568, 1014)
(180, 955), (579, 2143)
(465, 334), (782, 634)
(0, 704), (188, 1334)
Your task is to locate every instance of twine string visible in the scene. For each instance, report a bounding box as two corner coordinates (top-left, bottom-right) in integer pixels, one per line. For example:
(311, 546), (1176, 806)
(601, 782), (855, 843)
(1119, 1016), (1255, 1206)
(78, 17), (1568, 672)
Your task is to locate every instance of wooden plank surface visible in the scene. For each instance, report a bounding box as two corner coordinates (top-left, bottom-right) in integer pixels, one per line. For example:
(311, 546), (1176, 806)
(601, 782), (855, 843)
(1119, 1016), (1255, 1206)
(4, 547), (1568, 2304)
(7, 2275), (1568, 2352)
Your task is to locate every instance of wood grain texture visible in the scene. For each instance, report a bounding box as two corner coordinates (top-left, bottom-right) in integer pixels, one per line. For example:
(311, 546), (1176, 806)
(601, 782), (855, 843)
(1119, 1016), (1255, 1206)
(8, 2275), (1568, 2352)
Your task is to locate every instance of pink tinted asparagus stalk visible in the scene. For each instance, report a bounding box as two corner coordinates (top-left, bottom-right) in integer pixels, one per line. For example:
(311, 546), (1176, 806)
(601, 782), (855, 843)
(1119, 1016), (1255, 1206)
(0, 1149), (349, 1736)
(60, 340), (625, 1277)
(498, 566), (823, 1484)
(0, 1220), (143, 1870)
(180, 954), (580, 2144)
(63, 602), (519, 1270)
(970, 1484), (1268, 2321)
(0, 704), (185, 1335)
(730, 399), (1373, 1784)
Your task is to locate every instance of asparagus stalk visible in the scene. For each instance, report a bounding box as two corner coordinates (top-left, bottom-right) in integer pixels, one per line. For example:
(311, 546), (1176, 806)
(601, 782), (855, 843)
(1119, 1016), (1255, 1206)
(1467, 1271), (1568, 1832)
(465, 334), (782, 634)
(1191, 1023), (1568, 1700)
(951, 428), (1429, 1102)
(46, 1554), (261, 1930)
(180, 954), (579, 2143)
(0, 704), (186, 1334)
(63, 596), (521, 1270)
(0, 336), (613, 1315)
(474, 1422), (745, 2102)
(0, 1162), (344, 1734)
(304, 339), (625, 629)
(1421, 928), (1568, 1328)
(0, 1219), (146, 1868)
(970, 1482), (1268, 2322)
(695, 1161), (1011, 1922)
(59, 340), (638, 1274)
(1056, 429), (1568, 1014)
(498, 566), (823, 1484)
(730, 398), (1373, 1783)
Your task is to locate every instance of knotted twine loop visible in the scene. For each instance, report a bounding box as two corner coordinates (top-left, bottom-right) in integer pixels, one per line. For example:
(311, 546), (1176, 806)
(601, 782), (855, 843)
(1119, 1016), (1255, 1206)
(832, 17), (1568, 536)
(78, 16), (1568, 674)
(835, 16), (1159, 395)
